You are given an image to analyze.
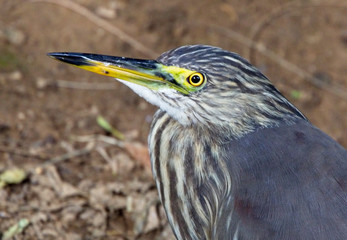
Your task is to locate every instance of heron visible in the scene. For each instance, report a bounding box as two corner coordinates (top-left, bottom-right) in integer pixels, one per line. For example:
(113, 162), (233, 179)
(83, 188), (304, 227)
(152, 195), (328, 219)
(48, 45), (347, 240)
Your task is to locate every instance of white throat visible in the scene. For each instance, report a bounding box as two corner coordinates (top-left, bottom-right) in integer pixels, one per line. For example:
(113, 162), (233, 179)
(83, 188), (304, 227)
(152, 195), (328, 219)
(117, 79), (191, 125)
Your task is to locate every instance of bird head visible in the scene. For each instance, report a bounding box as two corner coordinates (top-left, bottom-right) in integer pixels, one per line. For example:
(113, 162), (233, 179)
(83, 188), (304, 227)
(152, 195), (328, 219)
(48, 45), (305, 137)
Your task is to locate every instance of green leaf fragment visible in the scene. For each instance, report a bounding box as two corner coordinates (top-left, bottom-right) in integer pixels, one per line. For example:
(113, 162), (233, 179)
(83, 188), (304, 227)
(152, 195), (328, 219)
(97, 116), (125, 140)
(3, 218), (30, 239)
(0, 168), (27, 188)
(290, 90), (301, 100)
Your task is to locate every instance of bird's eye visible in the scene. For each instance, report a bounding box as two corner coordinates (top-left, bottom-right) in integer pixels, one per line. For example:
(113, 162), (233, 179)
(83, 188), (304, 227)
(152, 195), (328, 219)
(187, 72), (205, 87)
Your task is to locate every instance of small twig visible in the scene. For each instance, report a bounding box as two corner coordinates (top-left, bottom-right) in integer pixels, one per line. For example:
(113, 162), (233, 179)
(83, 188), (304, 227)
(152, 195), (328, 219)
(96, 147), (118, 174)
(38, 142), (95, 168)
(248, 0), (301, 62)
(0, 146), (47, 161)
(0, 142), (94, 170)
(198, 22), (347, 99)
(71, 134), (124, 148)
(29, 0), (158, 58)
(248, 2), (347, 62)
(7, 199), (88, 215)
(56, 80), (117, 90)
(96, 147), (113, 164)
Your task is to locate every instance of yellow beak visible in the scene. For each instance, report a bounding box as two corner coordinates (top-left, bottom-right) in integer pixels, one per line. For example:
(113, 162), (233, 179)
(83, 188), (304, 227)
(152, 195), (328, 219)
(47, 52), (189, 94)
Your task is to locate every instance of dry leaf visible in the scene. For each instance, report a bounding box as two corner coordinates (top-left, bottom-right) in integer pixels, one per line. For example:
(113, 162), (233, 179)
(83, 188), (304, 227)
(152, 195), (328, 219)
(124, 142), (151, 170)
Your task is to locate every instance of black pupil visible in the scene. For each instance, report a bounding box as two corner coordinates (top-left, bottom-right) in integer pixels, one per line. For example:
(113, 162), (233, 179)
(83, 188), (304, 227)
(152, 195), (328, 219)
(191, 75), (201, 84)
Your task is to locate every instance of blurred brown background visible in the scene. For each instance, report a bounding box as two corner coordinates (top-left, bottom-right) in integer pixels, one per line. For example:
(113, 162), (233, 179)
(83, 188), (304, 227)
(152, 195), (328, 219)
(0, 0), (346, 239)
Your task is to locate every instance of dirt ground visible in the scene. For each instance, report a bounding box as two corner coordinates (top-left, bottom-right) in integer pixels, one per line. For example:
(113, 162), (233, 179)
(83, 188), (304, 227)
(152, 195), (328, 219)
(0, 0), (346, 239)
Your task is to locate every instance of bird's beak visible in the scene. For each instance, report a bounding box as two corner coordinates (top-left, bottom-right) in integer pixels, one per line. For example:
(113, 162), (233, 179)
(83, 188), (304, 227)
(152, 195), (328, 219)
(47, 52), (190, 94)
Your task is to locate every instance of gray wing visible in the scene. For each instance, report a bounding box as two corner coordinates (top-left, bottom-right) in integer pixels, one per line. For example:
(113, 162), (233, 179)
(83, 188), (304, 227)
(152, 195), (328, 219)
(220, 119), (347, 240)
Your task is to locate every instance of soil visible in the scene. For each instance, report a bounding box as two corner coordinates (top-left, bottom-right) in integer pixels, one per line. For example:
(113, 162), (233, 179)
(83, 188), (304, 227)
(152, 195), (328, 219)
(0, 0), (346, 239)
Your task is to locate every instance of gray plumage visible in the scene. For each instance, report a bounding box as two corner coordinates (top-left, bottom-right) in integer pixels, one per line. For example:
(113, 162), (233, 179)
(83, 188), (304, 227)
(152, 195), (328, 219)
(148, 45), (347, 240)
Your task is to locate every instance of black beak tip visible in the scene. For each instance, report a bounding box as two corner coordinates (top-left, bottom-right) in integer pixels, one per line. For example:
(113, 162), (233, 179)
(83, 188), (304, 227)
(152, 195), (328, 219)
(47, 52), (69, 61)
(47, 52), (92, 66)
(47, 52), (67, 58)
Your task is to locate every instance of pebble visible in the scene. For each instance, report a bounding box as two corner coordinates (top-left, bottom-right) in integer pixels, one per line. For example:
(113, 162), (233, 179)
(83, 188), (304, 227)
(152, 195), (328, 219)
(8, 71), (22, 81)
(2, 27), (26, 46)
(36, 77), (49, 89)
(138, 101), (148, 110)
(96, 7), (116, 19)
(17, 112), (25, 120)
